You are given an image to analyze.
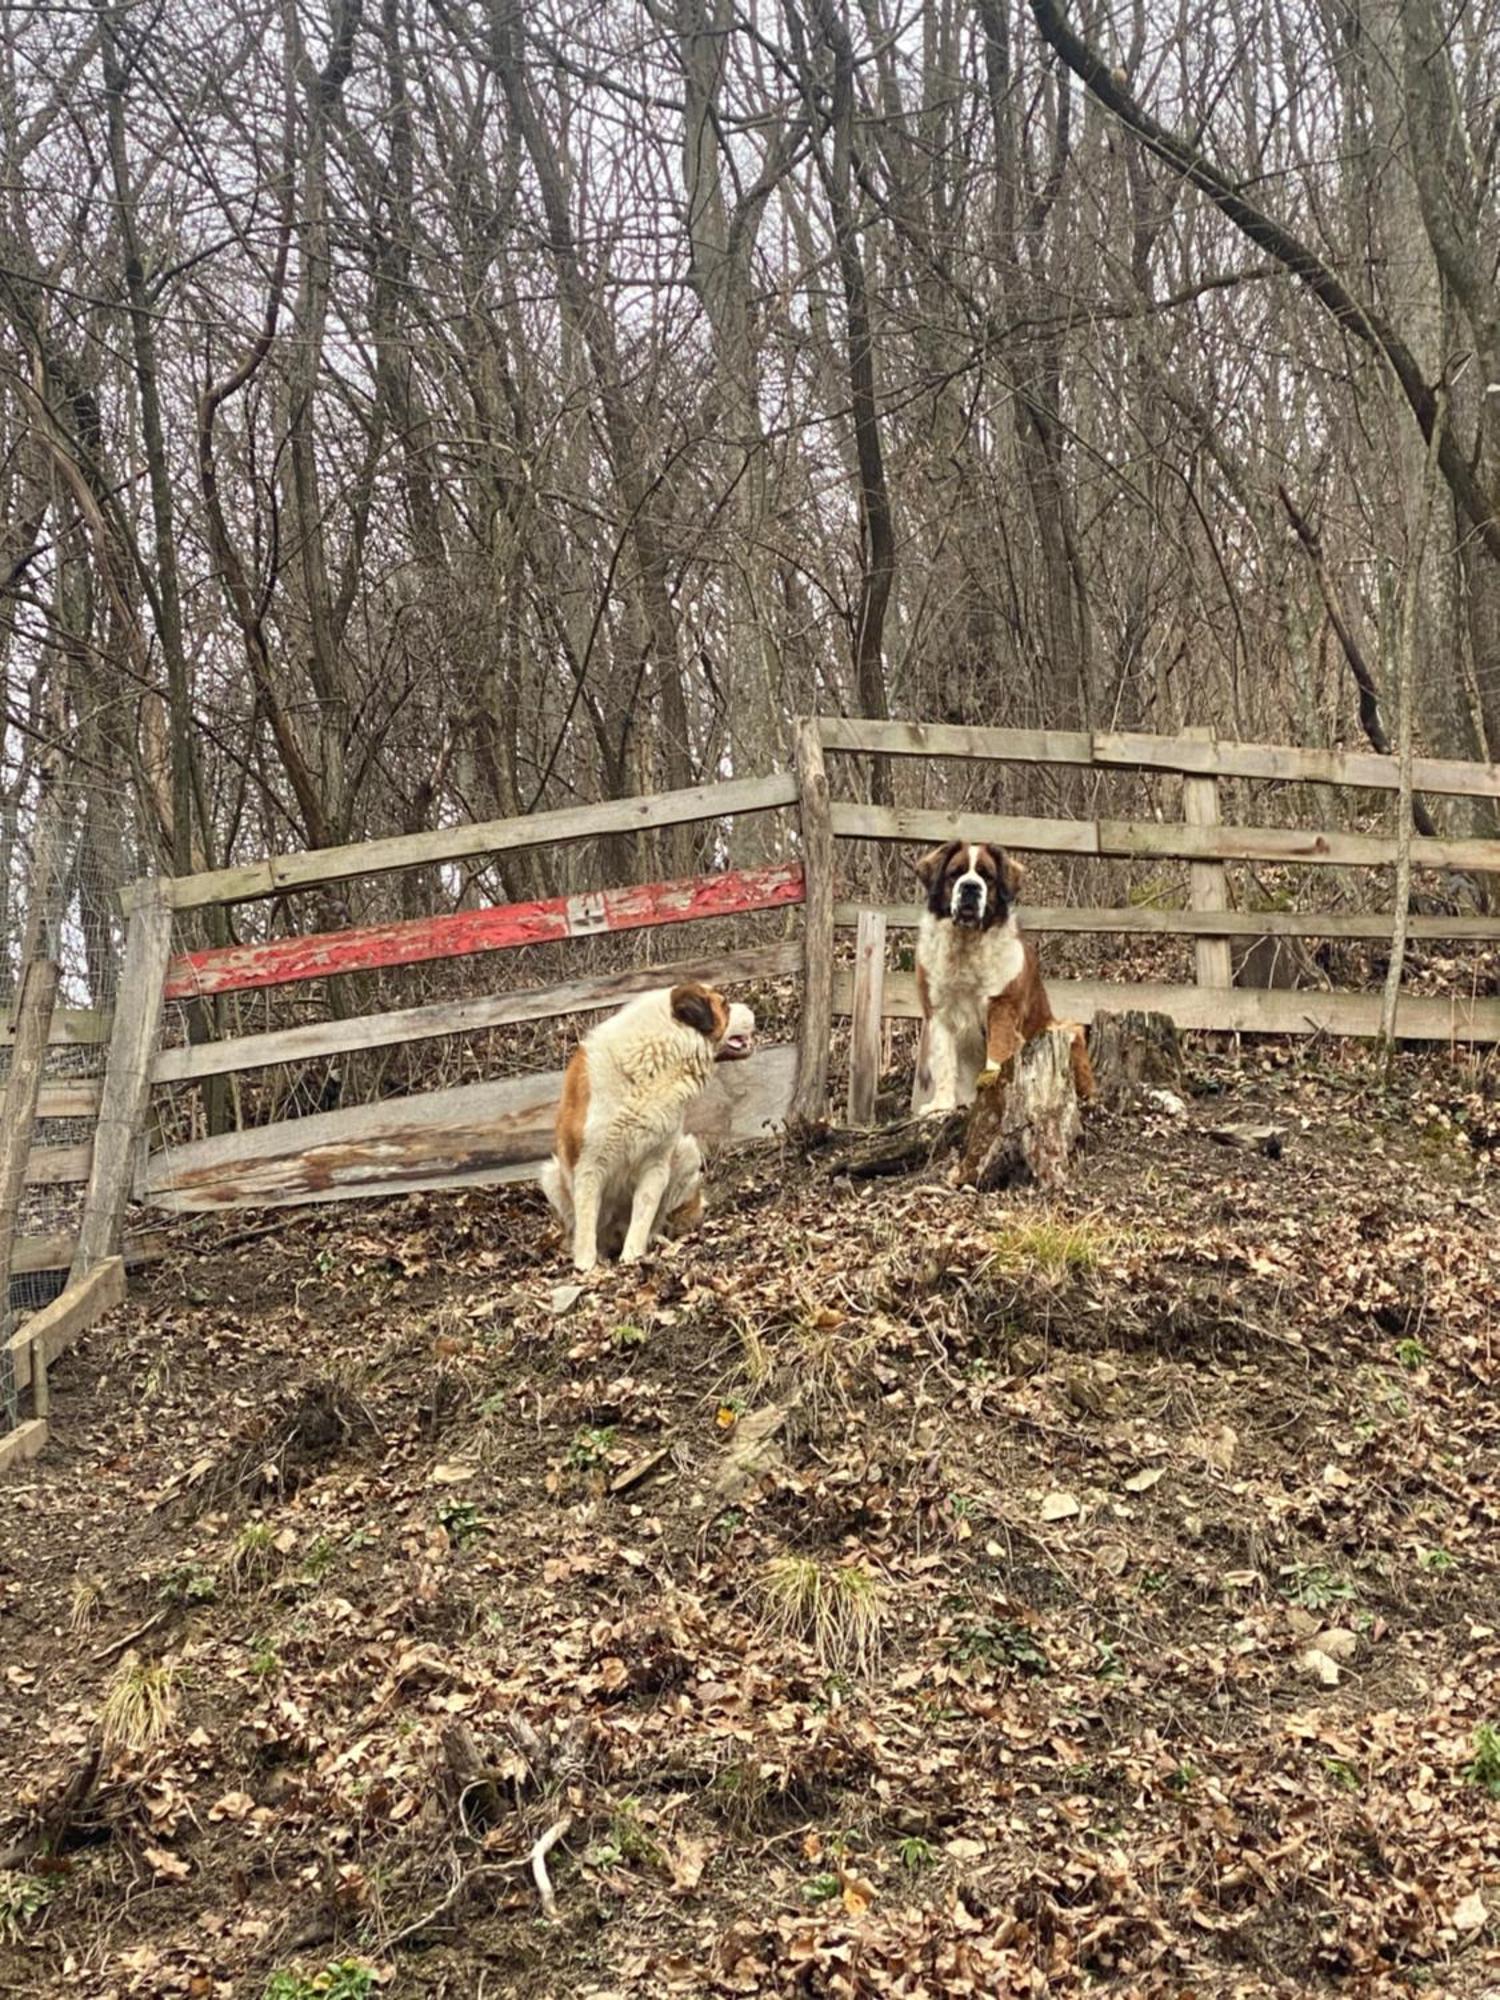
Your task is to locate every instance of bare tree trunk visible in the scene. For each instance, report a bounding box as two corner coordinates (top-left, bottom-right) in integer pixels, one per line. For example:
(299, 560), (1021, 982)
(99, 0), (193, 875)
(1380, 392), (1445, 1049)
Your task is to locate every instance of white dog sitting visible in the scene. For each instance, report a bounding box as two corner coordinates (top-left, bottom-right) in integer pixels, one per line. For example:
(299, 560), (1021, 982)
(540, 982), (755, 1273)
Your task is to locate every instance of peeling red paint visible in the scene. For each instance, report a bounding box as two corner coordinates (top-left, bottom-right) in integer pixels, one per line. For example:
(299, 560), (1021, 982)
(164, 862), (806, 1001)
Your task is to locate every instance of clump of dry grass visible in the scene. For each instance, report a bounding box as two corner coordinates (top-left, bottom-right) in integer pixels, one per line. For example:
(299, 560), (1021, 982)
(758, 1554), (887, 1674)
(100, 1653), (180, 1756)
(68, 1577), (104, 1634)
(228, 1520), (281, 1595)
(988, 1211), (1130, 1279)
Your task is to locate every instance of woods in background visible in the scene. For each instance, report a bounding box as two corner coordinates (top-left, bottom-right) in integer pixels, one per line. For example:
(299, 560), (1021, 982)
(1, 0), (1497, 967)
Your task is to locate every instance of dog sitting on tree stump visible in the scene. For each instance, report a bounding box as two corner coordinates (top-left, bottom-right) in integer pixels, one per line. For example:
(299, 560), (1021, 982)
(911, 840), (1094, 1115)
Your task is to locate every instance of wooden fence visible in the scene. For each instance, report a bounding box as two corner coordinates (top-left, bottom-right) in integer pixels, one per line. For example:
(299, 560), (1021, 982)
(8, 711), (1500, 1470)
(798, 718), (1500, 1125)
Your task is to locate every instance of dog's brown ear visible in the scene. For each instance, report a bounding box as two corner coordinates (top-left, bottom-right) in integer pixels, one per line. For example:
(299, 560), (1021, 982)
(999, 852), (1026, 897)
(915, 842), (957, 888)
(670, 982), (720, 1037)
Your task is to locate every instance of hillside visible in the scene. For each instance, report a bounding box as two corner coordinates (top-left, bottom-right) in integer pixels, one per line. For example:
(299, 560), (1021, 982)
(3, 1046), (1500, 2000)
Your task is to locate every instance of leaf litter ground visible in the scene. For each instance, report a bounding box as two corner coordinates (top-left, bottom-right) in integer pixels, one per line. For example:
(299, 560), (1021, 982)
(3, 1044), (1500, 1999)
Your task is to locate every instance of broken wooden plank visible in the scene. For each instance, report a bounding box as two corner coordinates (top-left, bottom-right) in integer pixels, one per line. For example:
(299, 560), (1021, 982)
(126, 771), (802, 913)
(137, 1045), (798, 1213)
(835, 970), (1500, 1042)
(12, 1230), (164, 1279)
(152, 941), (801, 1085)
(162, 861), (806, 1001)
(36, 1081), (103, 1118)
(6, 1256), (126, 1398)
(22, 1142), (93, 1187)
(0, 1008), (111, 1046)
(0, 1420), (47, 1476)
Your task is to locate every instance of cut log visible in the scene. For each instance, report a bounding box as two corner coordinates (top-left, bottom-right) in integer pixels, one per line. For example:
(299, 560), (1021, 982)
(955, 1027), (1082, 1192)
(1086, 1009), (1183, 1107)
(818, 1109), (968, 1180)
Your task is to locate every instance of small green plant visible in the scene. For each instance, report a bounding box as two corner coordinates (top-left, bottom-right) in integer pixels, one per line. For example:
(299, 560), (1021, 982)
(0, 1871), (52, 1944)
(301, 1535), (336, 1582)
(1395, 1338), (1430, 1372)
(1137, 1570), (1170, 1596)
(230, 1523), (280, 1594)
(1280, 1563), (1356, 1613)
(1464, 1723), (1500, 1798)
(100, 1655), (180, 1755)
(1417, 1546), (1457, 1575)
(568, 1425), (617, 1471)
(1094, 1638), (1125, 1681)
(944, 1611), (1049, 1677)
(802, 1871), (842, 1904)
(249, 1638), (282, 1679)
(159, 1561), (218, 1608)
(759, 1555), (886, 1674)
(1324, 1758), (1361, 1793)
(1167, 1761), (1197, 1793)
(264, 1961), (376, 2000)
(436, 1500), (486, 1547)
(612, 1322), (648, 1350)
(586, 1796), (665, 1872)
(477, 1388), (507, 1418)
(896, 1835), (936, 1871)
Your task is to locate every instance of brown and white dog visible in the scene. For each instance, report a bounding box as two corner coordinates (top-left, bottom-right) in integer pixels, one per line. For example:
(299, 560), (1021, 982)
(912, 840), (1093, 1112)
(540, 982), (756, 1274)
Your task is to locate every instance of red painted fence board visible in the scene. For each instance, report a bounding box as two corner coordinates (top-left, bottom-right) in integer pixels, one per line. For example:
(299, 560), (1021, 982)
(164, 862), (806, 1001)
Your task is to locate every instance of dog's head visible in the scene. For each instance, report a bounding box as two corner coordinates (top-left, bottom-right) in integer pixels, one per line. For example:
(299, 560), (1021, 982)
(914, 840), (1024, 931)
(670, 982), (756, 1060)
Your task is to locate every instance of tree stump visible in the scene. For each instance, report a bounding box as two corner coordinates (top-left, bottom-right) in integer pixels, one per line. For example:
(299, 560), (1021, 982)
(1086, 1009), (1182, 1108)
(955, 1026), (1082, 1192)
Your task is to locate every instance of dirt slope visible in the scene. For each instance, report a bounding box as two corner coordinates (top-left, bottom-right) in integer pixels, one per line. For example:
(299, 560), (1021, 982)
(3, 1047), (1500, 2000)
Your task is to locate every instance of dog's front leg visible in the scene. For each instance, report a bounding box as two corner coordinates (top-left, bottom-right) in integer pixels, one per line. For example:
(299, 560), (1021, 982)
(620, 1153), (673, 1264)
(571, 1166), (605, 1274)
(923, 1018), (961, 1113)
(983, 994), (1023, 1074)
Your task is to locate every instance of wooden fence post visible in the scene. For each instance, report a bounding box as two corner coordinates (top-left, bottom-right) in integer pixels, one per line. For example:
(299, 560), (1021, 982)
(793, 721), (835, 1123)
(845, 910), (887, 1129)
(72, 885), (172, 1277)
(1182, 726), (1233, 990)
